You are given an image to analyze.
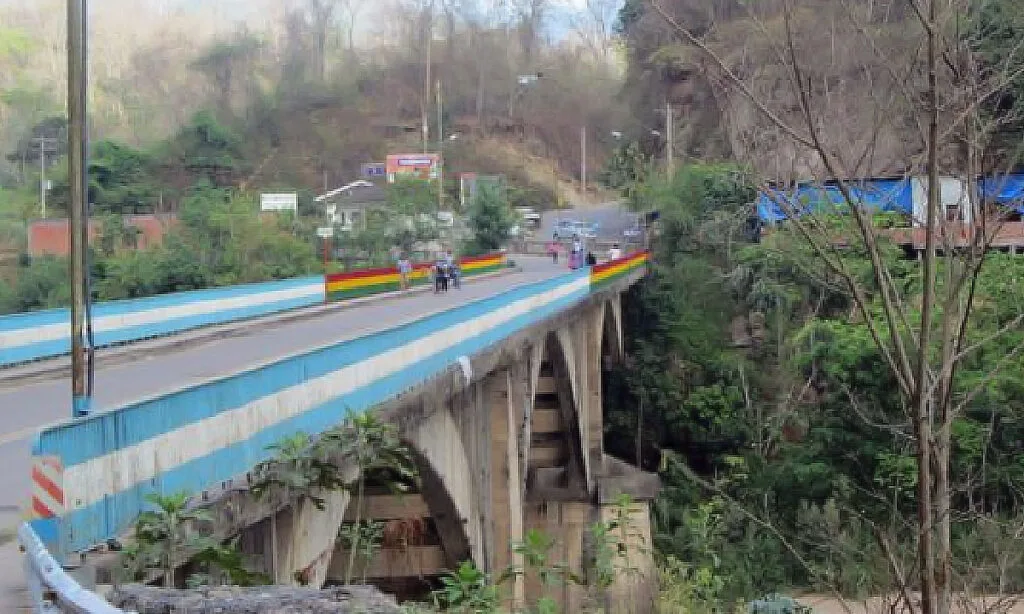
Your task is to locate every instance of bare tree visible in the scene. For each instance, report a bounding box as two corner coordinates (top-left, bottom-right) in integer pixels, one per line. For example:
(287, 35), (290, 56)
(568, 0), (620, 64)
(647, 0), (1024, 612)
(305, 0), (338, 81)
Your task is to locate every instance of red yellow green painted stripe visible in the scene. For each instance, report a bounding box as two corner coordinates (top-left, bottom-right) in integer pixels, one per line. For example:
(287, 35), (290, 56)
(324, 252), (507, 302)
(459, 252), (506, 275)
(591, 251), (648, 287)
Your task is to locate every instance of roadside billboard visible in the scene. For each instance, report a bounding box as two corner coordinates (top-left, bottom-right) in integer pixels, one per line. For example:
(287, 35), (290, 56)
(386, 154), (441, 183)
(260, 193), (298, 212)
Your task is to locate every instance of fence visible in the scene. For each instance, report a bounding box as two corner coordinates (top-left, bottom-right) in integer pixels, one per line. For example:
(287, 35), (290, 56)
(0, 276), (324, 368)
(27, 251), (648, 570)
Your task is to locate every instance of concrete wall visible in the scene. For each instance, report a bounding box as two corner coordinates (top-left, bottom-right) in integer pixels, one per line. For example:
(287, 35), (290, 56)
(28, 214), (178, 258)
(0, 275), (323, 367)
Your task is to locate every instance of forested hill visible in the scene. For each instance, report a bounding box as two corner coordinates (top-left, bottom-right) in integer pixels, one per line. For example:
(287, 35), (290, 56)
(0, 0), (625, 217)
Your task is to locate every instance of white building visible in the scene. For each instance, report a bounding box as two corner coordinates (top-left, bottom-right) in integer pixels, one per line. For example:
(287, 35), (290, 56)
(314, 180), (389, 231)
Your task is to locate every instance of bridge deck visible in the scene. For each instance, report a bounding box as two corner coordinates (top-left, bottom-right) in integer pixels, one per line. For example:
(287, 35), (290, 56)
(0, 256), (564, 516)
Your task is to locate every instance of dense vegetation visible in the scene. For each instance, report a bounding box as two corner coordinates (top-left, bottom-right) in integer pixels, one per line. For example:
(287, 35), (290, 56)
(0, 107), (519, 315)
(598, 0), (1024, 606)
(603, 162), (1024, 608)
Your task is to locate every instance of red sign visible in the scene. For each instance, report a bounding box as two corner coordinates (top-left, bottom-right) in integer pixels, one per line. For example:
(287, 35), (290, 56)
(386, 154), (440, 182)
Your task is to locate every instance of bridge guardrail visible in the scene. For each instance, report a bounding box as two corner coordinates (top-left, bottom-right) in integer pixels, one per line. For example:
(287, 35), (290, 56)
(28, 251), (648, 565)
(508, 239), (645, 256)
(18, 522), (124, 613)
(0, 275), (324, 368)
(324, 252), (506, 302)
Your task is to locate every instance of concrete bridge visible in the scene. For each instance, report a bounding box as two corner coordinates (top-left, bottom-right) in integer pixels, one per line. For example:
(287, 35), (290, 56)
(7, 253), (656, 611)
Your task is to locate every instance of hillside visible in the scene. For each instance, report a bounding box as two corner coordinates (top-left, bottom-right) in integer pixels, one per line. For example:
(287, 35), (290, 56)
(0, 0), (627, 215)
(617, 0), (1024, 180)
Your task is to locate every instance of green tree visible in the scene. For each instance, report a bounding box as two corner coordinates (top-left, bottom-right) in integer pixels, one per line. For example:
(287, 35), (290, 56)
(466, 183), (514, 254)
(88, 141), (159, 214)
(387, 177), (442, 255)
(164, 112), (247, 187)
(48, 139), (159, 215)
(600, 141), (652, 209)
(249, 432), (349, 510)
(123, 492), (213, 588)
(321, 411), (418, 585)
(432, 561), (501, 613)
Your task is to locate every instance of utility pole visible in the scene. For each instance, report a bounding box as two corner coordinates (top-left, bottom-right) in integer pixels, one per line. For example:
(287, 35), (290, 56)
(666, 101), (674, 179)
(68, 0), (92, 417)
(436, 79), (444, 213)
(422, 2), (433, 154)
(580, 126), (587, 194)
(34, 137), (55, 219)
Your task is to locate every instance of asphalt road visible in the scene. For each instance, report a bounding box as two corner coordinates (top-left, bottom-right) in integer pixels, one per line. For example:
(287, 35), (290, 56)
(0, 256), (565, 522)
(536, 203), (639, 243)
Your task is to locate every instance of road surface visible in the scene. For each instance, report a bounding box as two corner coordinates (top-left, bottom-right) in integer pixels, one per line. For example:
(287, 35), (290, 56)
(537, 203), (638, 243)
(0, 255), (565, 610)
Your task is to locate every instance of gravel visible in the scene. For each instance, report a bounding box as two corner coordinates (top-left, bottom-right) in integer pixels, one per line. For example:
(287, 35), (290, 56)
(108, 584), (403, 613)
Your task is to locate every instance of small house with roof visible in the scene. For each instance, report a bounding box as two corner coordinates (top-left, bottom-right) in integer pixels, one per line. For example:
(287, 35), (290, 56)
(314, 180), (389, 231)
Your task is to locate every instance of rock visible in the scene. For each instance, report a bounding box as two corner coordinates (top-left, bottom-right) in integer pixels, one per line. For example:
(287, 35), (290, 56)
(107, 584), (402, 614)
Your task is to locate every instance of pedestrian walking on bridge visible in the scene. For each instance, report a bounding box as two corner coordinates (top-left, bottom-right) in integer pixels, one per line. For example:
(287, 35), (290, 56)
(397, 254), (412, 291)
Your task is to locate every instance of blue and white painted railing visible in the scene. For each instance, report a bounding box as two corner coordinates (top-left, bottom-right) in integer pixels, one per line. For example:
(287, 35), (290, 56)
(18, 523), (124, 613)
(0, 276), (324, 368)
(29, 255), (647, 564)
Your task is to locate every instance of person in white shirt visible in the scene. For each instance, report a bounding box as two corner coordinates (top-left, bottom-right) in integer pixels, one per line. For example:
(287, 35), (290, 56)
(608, 243), (622, 260)
(397, 254), (412, 290)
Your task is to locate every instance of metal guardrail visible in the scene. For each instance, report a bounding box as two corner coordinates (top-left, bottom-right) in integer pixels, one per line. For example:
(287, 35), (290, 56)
(18, 523), (125, 614)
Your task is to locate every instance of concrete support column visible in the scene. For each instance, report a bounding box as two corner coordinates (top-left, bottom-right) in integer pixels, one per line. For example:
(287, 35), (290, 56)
(522, 501), (590, 612)
(273, 489), (351, 588)
(585, 306), (605, 477)
(601, 499), (658, 614)
(487, 367), (525, 607)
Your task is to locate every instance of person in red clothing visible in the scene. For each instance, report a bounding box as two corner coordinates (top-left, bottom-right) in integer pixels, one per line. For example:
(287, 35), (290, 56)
(546, 240), (560, 263)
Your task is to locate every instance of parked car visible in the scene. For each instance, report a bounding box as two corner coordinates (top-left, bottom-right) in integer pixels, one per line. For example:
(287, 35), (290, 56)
(514, 207), (541, 228)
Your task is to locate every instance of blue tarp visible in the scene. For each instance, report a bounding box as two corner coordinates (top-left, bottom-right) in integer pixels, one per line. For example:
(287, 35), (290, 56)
(756, 178), (913, 223)
(979, 173), (1024, 213)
